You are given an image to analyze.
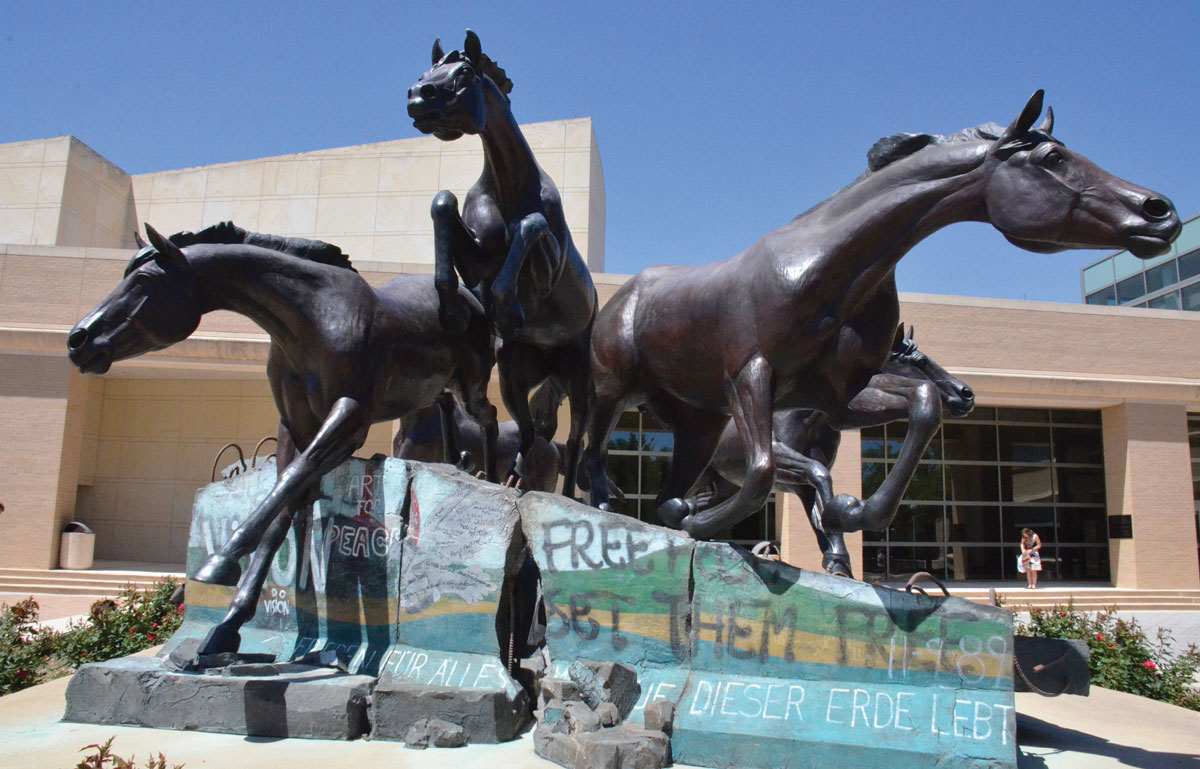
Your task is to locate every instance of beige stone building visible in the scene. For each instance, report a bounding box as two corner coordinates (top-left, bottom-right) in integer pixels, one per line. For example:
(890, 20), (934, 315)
(1, 124), (1196, 590)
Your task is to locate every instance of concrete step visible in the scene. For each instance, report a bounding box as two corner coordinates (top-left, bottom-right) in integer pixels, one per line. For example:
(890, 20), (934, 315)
(0, 567), (183, 598)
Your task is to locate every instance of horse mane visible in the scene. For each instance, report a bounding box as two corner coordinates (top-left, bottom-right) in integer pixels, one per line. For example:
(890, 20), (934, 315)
(166, 221), (357, 272)
(866, 121), (1010, 172)
(478, 52), (513, 98)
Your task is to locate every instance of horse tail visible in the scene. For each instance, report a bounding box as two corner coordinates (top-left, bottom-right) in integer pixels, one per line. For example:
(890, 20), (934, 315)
(530, 378), (567, 441)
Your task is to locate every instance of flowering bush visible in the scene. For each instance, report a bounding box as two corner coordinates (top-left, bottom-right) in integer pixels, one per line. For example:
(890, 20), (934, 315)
(74, 736), (183, 769)
(1017, 602), (1200, 711)
(0, 579), (183, 696)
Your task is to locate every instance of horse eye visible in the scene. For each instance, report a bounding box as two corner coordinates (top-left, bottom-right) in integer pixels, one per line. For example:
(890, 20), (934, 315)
(1043, 149), (1064, 167)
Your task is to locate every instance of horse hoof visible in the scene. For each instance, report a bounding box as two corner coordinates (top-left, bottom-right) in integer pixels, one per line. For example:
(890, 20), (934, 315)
(192, 553), (242, 586)
(197, 624), (242, 657)
(823, 556), (854, 579)
(657, 497), (693, 529)
(598, 502), (615, 513)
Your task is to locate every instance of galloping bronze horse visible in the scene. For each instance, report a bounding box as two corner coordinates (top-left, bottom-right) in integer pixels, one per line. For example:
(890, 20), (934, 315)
(407, 30), (597, 497)
(586, 91), (1180, 540)
(691, 325), (974, 576)
(67, 222), (498, 655)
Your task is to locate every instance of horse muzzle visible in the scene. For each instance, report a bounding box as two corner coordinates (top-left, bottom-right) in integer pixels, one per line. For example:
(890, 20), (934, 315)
(66, 326), (113, 374)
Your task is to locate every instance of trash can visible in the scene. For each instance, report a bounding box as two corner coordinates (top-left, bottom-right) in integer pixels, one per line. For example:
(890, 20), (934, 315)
(60, 521), (95, 570)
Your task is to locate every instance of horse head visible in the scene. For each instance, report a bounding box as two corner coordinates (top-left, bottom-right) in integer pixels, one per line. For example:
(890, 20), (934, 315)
(67, 224), (203, 374)
(983, 90), (1180, 258)
(407, 29), (513, 141)
(885, 324), (975, 417)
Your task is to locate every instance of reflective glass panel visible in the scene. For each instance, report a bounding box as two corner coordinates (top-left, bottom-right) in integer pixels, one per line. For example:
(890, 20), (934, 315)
(1148, 291), (1181, 310)
(1055, 467), (1105, 503)
(1003, 466), (1055, 503)
(1085, 285), (1117, 306)
(1146, 260), (1179, 292)
(942, 422), (998, 462)
(1182, 282), (1200, 312)
(1082, 259), (1115, 293)
(1113, 250), (1144, 281)
(1003, 507), (1055, 543)
(1053, 427), (1103, 465)
(998, 425), (1052, 463)
(1116, 273), (1146, 303)
(1055, 547), (1110, 581)
(901, 464), (944, 502)
(1179, 249), (1200, 281)
(948, 505), (1001, 543)
(945, 463), (1000, 503)
(1055, 508), (1107, 544)
(861, 426), (886, 459)
(862, 462), (886, 498)
(952, 547), (1003, 581)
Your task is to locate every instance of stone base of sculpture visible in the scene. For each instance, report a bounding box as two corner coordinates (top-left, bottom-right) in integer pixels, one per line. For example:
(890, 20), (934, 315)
(63, 457), (1017, 768)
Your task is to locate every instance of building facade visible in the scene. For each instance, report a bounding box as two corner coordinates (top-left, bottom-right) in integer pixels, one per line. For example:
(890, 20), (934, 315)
(2, 127), (1197, 590)
(1082, 213), (1200, 311)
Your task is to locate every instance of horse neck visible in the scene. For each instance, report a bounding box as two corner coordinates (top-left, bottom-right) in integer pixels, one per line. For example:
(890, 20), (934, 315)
(801, 142), (992, 284)
(190, 247), (327, 347)
(477, 82), (540, 209)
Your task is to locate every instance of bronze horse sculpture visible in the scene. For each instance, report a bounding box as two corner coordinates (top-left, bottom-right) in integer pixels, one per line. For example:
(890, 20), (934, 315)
(66, 222), (499, 656)
(586, 90), (1180, 540)
(690, 324), (974, 577)
(407, 30), (597, 498)
(395, 388), (625, 499)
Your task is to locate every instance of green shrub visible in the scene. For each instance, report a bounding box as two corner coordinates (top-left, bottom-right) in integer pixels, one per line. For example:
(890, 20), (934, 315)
(0, 598), (59, 694)
(75, 736), (183, 769)
(1017, 602), (1200, 710)
(56, 579), (184, 667)
(0, 579), (184, 696)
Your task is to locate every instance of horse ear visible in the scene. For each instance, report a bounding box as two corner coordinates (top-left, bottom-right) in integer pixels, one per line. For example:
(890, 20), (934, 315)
(144, 223), (188, 270)
(995, 89), (1045, 148)
(907, 325), (914, 341)
(1036, 105), (1054, 135)
(464, 29), (482, 67)
(892, 323), (905, 349)
(133, 231), (147, 249)
(432, 37), (444, 65)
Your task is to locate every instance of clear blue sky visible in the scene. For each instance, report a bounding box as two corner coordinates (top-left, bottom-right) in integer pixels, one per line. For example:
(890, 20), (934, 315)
(4, 1), (1198, 303)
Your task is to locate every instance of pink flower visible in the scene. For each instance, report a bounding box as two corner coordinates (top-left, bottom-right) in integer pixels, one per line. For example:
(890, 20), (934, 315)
(17, 670), (30, 680)
(1143, 660), (1157, 671)
(177, 605), (185, 614)
(147, 633), (156, 641)
(1095, 633), (1104, 641)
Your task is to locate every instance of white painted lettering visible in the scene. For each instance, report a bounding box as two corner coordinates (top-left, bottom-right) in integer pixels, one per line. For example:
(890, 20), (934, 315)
(872, 692), (893, 729)
(895, 692), (914, 731)
(826, 688), (850, 725)
(973, 701), (993, 741)
(689, 680), (714, 716)
(786, 685), (805, 721)
(851, 688), (870, 728)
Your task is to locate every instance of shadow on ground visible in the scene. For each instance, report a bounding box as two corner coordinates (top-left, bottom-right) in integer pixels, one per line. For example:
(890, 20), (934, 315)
(1018, 713), (1200, 768)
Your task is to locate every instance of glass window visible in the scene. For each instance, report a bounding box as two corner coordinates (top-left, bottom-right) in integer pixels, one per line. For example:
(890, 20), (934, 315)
(1051, 409), (1101, 426)
(886, 422), (940, 460)
(1082, 258), (1115, 293)
(1055, 467), (1106, 504)
(1000, 408), (1049, 423)
(1145, 260), (1179, 293)
(945, 464), (1001, 503)
(1176, 219), (1200, 256)
(1056, 508), (1107, 544)
(862, 462), (886, 497)
(607, 455), (640, 497)
(962, 406), (997, 422)
(901, 464), (944, 502)
(1116, 273), (1146, 304)
(942, 423), (998, 462)
(1113, 250), (1144, 281)
(951, 546), (1004, 581)
(998, 425), (1052, 463)
(1055, 547), (1110, 581)
(1053, 427), (1104, 465)
(1003, 507), (1055, 543)
(1003, 466), (1055, 503)
(861, 426), (885, 458)
(889, 504), (944, 543)
(1182, 282), (1200, 312)
(948, 505), (1001, 543)
(1086, 286), (1117, 306)
(1179, 249), (1200, 281)
(1147, 291), (1181, 311)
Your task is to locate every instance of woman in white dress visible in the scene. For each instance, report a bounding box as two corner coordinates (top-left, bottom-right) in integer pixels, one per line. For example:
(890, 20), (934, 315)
(1019, 528), (1043, 589)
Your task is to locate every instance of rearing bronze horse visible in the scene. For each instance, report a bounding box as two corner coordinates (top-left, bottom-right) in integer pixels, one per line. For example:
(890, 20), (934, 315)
(407, 30), (597, 496)
(586, 91), (1180, 540)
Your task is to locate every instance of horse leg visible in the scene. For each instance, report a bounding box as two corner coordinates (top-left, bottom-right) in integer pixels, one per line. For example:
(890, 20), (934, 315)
(556, 335), (593, 500)
(491, 213), (560, 336)
(816, 374), (941, 534)
(789, 421), (852, 577)
(197, 422), (303, 655)
(496, 342), (544, 487)
(652, 397), (741, 532)
(458, 383), (500, 484)
(193, 398), (369, 586)
(667, 356), (775, 540)
(431, 190), (486, 333)
(584, 384), (626, 510)
(434, 390), (471, 470)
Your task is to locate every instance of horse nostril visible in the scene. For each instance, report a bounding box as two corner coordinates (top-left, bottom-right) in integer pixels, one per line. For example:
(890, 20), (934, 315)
(420, 84), (437, 101)
(1142, 197), (1172, 221)
(67, 327), (88, 350)
(961, 386), (974, 399)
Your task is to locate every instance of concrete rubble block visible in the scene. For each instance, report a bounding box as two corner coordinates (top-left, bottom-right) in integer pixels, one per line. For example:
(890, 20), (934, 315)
(669, 541), (1018, 769)
(569, 660), (641, 718)
(534, 721), (672, 769)
(642, 700), (674, 734)
(521, 493), (696, 671)
(64, 656), (372, 740)
(164, 456), (408, 677)
(396, 463), (524, 657)
(540, 677), (581, 708)
(595, 701), (621, 727)
(404, 717), (469, 749)
(370, 645), (532, 744)
(562, 700), (602, 733)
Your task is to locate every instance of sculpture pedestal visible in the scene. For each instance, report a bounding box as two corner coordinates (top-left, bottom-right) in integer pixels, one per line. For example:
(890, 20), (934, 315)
(64, 458), (1017, 769)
